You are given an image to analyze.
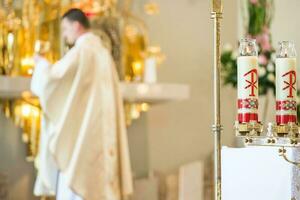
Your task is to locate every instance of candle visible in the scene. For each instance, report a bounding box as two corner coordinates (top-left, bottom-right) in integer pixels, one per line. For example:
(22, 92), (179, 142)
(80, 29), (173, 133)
(237, 39), (259, 123)
(276, 41), (297, 125)
(143, 57), (157, 83)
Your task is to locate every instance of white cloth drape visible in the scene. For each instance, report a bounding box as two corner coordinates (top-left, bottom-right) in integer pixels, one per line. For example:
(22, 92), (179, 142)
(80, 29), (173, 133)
(222, 146), (293, 200)
(31, 32), (133, 200)
(292, 148), (300, 200)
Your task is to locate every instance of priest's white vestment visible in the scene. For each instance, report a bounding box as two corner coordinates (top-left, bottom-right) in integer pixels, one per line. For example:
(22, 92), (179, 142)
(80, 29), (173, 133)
(31, 32), (133, 200)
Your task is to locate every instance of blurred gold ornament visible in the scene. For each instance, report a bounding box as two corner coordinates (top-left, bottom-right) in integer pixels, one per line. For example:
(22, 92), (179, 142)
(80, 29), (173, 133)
(122, 17), (148, 82)
(0, 0), (21, 75)
(10, 100), (41, 160)
(124, 102), (151, 126)
(20, 57), (35, 76)
(140, 103), (150, 112)
(144, 2), (160, 15)
(3, 32), (16, 75)
(130, 104), (141, 119)
(66, 0), (117, 16)
(1, 100), (12, 118)
(2, 0), (21, 31)
(120, 0), (149, 81)
(131, 60), (143, 81)
(21, 91), (34, 99)
(146, 45), (165, 65)
(5, 12), (21, 31)
(34, 40), (51, 55)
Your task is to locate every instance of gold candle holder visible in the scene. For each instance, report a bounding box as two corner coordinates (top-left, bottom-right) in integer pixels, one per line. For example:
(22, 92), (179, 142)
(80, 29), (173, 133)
(235, 121), (264, 137)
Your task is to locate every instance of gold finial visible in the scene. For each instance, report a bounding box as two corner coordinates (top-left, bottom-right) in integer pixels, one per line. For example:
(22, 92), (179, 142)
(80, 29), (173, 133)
(212, 0), (223, 13)
(144, 2), (160, 15)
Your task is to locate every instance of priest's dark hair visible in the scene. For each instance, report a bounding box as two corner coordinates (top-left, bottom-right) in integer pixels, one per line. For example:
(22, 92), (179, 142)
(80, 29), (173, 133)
(62, 8), (91, 29)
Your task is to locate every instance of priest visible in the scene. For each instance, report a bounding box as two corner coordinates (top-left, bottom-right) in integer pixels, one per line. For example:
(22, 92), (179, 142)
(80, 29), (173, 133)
(31, 8), (133, 200)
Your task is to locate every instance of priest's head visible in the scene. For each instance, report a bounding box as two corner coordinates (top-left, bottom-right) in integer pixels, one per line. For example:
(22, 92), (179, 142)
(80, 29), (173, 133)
(61, 8), (91, 46)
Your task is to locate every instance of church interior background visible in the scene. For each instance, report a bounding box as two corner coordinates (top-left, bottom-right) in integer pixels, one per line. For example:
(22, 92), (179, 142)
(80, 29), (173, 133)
(1, 0), (300, 199)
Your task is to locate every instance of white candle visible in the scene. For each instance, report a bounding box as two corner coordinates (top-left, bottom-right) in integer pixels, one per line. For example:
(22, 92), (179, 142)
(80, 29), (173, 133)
(275, 57), (297, 124)
(143, 57), (157, 83)
(237, 56), (259, 123)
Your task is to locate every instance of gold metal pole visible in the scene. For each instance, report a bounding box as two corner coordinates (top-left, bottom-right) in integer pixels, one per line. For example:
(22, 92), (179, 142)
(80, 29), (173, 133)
(211, 0), (223, 200)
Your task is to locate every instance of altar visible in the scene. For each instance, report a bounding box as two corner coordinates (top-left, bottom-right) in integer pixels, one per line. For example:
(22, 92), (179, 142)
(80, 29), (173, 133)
(222, 146), (298, 200)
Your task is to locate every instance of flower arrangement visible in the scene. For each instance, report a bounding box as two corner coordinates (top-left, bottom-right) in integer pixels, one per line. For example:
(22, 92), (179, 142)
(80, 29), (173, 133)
(221, 0), (275, 95)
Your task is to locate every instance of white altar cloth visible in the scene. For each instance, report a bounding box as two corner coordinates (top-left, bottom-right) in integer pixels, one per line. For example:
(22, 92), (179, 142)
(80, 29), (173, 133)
(222, 146), (296, 200)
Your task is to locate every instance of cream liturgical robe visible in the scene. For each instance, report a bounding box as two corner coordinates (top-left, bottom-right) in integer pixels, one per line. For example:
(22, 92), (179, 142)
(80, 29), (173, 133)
(31, 32), (133, 200)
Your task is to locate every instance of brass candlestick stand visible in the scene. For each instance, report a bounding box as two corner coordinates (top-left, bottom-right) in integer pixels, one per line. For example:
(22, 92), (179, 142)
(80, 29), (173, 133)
(211, 0), (223, 200)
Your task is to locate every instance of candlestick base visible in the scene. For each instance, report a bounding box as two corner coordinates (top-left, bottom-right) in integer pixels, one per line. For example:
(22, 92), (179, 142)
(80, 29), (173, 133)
(236, 122), (300, 147)
(275, 122), (299, 138)
(235, 121), (263, 137)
